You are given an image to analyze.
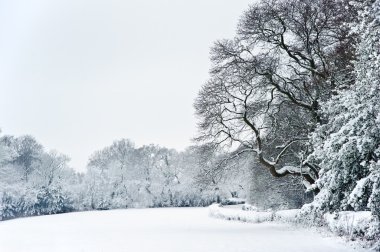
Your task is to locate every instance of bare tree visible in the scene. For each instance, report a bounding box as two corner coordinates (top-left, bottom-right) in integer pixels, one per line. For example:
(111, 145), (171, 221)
(195, 0), (357, 189)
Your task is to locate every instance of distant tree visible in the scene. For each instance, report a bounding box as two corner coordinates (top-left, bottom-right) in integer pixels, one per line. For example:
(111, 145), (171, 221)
(135, 145), (180, 206)
(8, 135), (43, 182)
(0, 133), (12, 166)
(32, 151), (70, 187)
(84, 139), (225, 208)
(87, 139), (136, 208)
(83, 166), (113, 210)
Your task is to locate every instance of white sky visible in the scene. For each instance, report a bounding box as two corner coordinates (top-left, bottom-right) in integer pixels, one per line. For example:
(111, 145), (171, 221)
(0, 0), (253, 172)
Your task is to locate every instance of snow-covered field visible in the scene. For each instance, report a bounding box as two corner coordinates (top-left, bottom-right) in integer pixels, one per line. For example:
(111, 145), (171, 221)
(0, 207), (370, 252)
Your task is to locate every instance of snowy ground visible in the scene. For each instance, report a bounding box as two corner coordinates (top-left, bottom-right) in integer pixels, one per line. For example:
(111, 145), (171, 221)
(0, 208), (371, 252)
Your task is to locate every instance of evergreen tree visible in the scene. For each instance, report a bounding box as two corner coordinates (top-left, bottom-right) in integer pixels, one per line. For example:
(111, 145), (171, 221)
(306, 0), (380, 237)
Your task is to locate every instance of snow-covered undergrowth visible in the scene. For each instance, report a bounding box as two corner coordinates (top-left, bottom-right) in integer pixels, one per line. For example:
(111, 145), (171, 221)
(209, 204), (377, 248)
(209, 203), (299, 223)
(323, 212), (379, 250)
(209, 203), (274, 223)
(324, 212), (375, 239)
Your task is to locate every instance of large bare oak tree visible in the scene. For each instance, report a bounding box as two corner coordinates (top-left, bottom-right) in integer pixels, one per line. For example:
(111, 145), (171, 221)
(195, 0), (357, 190)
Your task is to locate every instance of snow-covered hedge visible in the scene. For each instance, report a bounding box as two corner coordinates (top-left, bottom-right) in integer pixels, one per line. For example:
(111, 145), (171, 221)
(210, 204), (375, 231)
(209, 204), (378, 247)
(273, 209), (300, 222)
(0, 185), (74, 220)
(209, 203), (300, 223)
(323, 211), (379, 249)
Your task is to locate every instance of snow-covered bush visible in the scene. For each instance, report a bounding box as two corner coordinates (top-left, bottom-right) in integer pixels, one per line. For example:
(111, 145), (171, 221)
(323, 211), (373, 239)
(209, 203), (274, 223)
(209, 203), (303, 224)
(0, 185), (75, 220)
(34, 186), (74, 215)
(0, 185), (38, 220)
(0, 191), (22, 220)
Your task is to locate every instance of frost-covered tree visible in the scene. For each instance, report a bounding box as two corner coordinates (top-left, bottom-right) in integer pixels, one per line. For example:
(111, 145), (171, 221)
(0, 132), (12, 166)
(0, 134), (20, 185)
(306, 0), (380, 223)
(31, 151), (71, 187)
(7, 135), (44, 182)
(85, 140), (179, 208)
(86, 139), (136, 209)
(136, 145), (182, 207)
(82, 165), (112, 209)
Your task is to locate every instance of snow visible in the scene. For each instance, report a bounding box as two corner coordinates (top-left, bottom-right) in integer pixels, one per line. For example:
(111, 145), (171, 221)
(0, 207), (371, 252)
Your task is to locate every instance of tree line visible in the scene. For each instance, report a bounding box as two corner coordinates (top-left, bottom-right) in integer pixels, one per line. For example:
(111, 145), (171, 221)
(0, 131), (307, 220)
(0, 135), (250, 220)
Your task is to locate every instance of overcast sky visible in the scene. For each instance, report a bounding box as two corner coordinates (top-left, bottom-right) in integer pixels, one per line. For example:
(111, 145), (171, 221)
(0, 0), (253, 172)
